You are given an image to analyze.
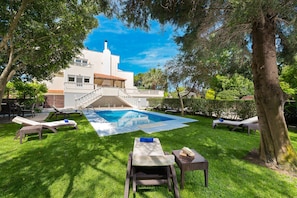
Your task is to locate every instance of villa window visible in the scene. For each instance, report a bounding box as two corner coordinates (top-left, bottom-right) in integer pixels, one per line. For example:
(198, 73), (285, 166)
(84, 77), (90, 83)
(68, 76), (75, 82)
(74, 58), (88, 66)
(68, 75), (90, 87)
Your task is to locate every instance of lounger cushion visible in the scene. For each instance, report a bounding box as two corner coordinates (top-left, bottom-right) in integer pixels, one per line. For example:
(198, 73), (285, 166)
(132, 138), (175, 166)
(133, 138), (163, 156)
(12, 116), (77, 129)
(132, 155), (175, 166)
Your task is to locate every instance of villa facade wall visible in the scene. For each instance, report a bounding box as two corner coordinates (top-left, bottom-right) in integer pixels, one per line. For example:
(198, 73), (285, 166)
(44, 41), (136, 108)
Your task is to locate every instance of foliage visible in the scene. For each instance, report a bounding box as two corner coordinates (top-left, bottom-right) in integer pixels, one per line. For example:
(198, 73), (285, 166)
(205, 89), (215, 100)
(164, 56), (207, 115)
(210, 74), (254, 99)
(134, 73), (144, 88)
(0, 0), (112, 104)
(217, 89), (240, 100)
(1, 114), (297, 197)
(164, 53), (214, 97)
(147, 98), (164, 108)
(148, 98), (257, 119)
(13, 80), (47, 104)
(235, 100), (258, 119)
(280, 81), (296, 98)
(284, 101), (297, 126)
(4, 80), (47, 108)
(141, 68), (167, 90)
(169, 87), (185, 98)
(3, 81), (15, 99)
(162, 98), (181, 110)
(115, 0), (297, 166)
(280, 62), (297, 99)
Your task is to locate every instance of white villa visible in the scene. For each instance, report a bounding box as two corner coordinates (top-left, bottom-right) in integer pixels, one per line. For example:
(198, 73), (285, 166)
(44, 41), (164, 109)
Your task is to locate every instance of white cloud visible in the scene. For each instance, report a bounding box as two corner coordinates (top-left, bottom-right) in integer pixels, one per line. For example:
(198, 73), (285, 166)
(123, 44), (178, 69)
(94, 16), (129, 34)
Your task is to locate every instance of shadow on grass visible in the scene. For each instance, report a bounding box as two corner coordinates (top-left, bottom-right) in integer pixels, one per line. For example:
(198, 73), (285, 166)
(0, 114), (175, 197)
(0, 114), (296, 197)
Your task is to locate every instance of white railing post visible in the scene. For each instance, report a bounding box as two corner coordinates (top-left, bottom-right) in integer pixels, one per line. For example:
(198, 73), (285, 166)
(74, 87), (163, 109)
(74, 87), (103, 108)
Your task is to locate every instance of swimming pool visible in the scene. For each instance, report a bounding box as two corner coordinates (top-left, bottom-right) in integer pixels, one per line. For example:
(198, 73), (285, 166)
(96, 110), (173, 127)
(83, 109), (197, 136)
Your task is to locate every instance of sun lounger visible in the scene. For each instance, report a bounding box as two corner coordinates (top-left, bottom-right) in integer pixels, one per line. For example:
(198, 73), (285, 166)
(165, 109), (180, 113)
(212, 116), (258, 132)
(124, 138), (179, 198)
(165, 107), (191, 114)
(12, 116), (77, 133)
(50, 105), (82, 119)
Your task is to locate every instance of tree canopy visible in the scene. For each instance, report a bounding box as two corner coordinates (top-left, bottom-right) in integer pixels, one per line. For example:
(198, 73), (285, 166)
(116, 0), (297, 169)
(0, 0), (112, 106)
(279, 56), (297, 98)
(210, 74), (254, 100)
(141, 68), (167, 90)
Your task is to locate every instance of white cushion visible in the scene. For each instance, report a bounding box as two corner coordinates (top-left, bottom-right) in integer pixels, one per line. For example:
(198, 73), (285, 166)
(132, 155), (175, 166)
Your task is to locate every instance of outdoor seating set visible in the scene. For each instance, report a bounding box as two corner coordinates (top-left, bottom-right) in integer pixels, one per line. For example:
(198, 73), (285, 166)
(0, 102), (35, 118)
(12, 116), (78, 144)
(11, 106), (82, 144)
(124, 137), (208, 198)
(124, 116), (259, 196)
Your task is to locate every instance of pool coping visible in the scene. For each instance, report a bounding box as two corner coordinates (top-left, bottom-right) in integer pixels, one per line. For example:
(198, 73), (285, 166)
(83, 109), (198, 137)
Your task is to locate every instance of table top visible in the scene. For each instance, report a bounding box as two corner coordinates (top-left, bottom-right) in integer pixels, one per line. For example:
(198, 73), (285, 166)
(172, 149), (207, 164)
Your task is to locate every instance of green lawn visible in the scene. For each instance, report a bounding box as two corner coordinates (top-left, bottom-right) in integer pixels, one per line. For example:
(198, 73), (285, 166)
(0, 114), (296, 198)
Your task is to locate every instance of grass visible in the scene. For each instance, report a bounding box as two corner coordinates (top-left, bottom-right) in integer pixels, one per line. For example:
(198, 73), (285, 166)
(0, 113), (297, 198)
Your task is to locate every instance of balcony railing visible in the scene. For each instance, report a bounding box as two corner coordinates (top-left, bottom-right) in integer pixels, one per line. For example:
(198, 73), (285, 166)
(64, 82), (164, 97)
(74, 86), (164, 109)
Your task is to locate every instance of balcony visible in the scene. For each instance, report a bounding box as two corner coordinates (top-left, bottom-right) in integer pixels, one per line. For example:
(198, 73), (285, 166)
(64, 82), (164, 98)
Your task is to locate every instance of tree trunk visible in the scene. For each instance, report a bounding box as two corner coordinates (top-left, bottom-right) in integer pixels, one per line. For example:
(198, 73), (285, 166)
(0, 77), (8, 112)
(0, 56), (16, 111)
(176, 87), (185, 116)
(251, 13), (297, 168)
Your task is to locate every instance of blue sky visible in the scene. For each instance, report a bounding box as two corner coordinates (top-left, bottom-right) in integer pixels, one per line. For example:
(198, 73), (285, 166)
(84, 15), (179, 74)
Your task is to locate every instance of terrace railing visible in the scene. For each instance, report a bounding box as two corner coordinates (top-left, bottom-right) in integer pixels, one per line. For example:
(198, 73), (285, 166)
(75, 88), (103, 109)
(75, 87), (140, 109)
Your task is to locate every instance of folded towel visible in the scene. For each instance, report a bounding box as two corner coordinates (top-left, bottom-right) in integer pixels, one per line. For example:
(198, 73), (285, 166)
(182, 147), (195, 157)
(140, 137), (154, 142)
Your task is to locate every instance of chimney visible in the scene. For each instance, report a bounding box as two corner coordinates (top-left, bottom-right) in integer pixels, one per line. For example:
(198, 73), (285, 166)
(104, 40), (108, 50)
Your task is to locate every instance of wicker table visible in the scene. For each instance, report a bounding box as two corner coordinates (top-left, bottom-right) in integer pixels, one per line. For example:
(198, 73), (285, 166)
(172, 149), (208, 189)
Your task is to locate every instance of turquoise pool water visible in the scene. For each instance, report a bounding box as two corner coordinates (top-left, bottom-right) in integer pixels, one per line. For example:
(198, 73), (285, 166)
(83, 109), (197, 136)
(96, 110), (173, 127)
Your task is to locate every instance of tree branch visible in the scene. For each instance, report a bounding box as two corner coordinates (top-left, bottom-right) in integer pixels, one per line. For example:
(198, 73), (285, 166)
(0, 0), (33, 52)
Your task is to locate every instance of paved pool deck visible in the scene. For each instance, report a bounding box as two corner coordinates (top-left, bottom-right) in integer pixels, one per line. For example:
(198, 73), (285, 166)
(83, 109), (198, 137)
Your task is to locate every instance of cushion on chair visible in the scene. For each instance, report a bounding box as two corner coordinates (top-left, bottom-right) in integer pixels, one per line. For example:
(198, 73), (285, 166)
(140, 137), (154, 142)
(132, 154), (175, 166)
